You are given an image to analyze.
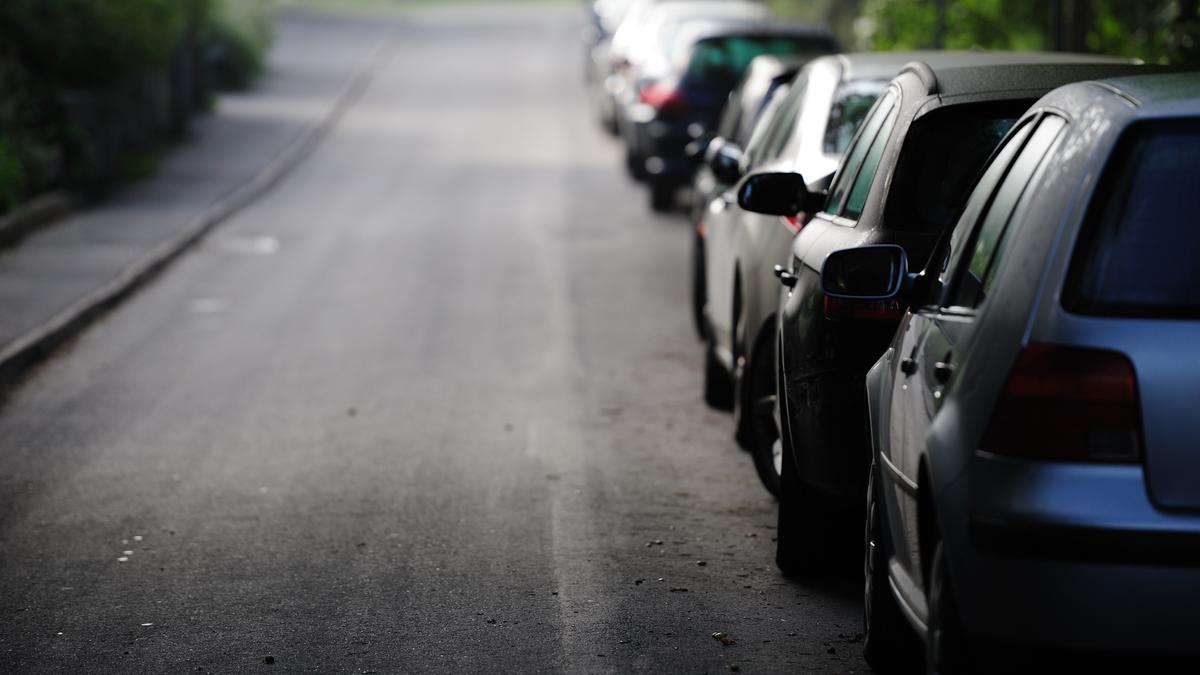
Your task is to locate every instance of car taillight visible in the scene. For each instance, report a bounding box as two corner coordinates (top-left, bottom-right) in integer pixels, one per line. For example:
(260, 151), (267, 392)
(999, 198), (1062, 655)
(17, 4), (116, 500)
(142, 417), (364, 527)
(981, 344), (1142, 462)
(639, 84), (687, 115)
(822, 297), (905, 321)
(782, 215), (802, 234)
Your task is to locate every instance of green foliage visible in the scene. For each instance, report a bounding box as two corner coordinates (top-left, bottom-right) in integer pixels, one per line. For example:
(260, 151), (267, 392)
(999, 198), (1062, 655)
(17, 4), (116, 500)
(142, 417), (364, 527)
(0, 0), (274, 216)
(204, 0), (276, 90)
(0, 0), (201, 87)
(854, 0), (1200, 64)
(0, 136), (28, 214)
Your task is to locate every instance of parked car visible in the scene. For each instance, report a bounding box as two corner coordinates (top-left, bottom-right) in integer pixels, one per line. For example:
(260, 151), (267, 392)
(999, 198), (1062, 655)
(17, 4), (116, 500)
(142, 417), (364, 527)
(583, 0), (635, 84)
(697, 53), (902, 497)
(688, 53), (806, 228)
(735, 53), (1147, 578)
(593, 0), (770, 136)
(688, 54), (805, 340)
(829, 70), (1199, 672)
(626, 20), (837, 211)
(611, 1), (776, 180)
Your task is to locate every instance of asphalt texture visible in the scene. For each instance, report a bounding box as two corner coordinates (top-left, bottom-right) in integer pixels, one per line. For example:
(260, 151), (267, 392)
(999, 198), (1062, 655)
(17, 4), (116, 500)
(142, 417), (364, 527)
(0, 7), (862, 673)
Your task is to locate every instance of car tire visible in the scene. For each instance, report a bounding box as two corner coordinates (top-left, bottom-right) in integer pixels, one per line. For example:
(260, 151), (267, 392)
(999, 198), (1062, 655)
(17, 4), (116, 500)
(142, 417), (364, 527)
(863, 456), (918, 671)
(691, 229), (707, 341)
(745, 330), (781, 497)
(703, 339), (733, 410)
(775, 362), (834, 576)
(649, 181), (675, 212)
(926, 539), (968, 675)
(626, 149), (647, 182)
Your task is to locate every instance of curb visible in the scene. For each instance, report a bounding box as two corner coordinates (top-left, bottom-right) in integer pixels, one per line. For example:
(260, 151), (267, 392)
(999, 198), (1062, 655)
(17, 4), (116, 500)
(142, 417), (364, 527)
(0, 29), (392, 389)
(0, 193), (78, 249)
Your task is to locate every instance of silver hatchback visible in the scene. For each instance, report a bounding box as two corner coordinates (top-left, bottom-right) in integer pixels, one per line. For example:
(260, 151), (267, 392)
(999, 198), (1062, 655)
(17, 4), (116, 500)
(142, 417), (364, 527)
(824, 72), (1200, 669)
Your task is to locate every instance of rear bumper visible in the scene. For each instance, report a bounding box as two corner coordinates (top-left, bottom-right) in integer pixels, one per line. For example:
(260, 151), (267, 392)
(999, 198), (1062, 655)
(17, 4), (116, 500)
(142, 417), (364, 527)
(941, 453), (1200, 654)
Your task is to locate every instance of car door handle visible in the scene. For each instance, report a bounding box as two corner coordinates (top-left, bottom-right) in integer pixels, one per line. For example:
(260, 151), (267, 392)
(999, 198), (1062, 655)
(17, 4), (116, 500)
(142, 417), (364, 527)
(900, 358), (918, 376)
(933, 361), (954, 383)
(774, 265), (798, 288)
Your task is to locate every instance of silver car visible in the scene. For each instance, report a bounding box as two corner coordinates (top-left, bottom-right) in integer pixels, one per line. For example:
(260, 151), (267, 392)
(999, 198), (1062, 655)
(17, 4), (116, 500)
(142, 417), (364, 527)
(825, 71), (1199, 669)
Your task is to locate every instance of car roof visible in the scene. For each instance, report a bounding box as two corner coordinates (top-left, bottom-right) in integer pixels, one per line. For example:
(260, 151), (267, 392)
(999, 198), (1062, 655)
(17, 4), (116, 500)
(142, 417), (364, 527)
(823, 51), (944, 82)
(644, 0), (770, 20)
(1096, 71), (1200, 108)
(900, 52), (1140, 97)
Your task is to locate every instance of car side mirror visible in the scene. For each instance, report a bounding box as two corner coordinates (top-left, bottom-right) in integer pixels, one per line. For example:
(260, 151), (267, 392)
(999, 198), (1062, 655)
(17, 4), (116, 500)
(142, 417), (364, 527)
(736, 171), (814, 217)
(820, 245), (908, 299)
(709, 141), (743, 185)
(685, 133), (717, 161)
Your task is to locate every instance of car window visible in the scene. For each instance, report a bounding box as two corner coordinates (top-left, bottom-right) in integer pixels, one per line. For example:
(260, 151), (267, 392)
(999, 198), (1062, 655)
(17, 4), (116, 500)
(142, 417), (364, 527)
(823, 79), (888, 155)
(928, 118), (1036, 307)
(949, 115), (1067, 309)
(884, 101), (1025, 235)
(716, 82), (747, 141)
(826, 90), (896, 217)
(757, 74), (807, 162)
(683, 36), (832, 91)
(843, 106), (897, 219)
(1065, 120), (1200, 319)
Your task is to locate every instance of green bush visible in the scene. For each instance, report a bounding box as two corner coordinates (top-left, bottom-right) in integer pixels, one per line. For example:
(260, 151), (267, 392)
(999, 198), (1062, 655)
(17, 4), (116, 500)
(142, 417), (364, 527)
(204, 0), (276, 90)
(0, 136), (28, 215)
(0, 0), (274, 216)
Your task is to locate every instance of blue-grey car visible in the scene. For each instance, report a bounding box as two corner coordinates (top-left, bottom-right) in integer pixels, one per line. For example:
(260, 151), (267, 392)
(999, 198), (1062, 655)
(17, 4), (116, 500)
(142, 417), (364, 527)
(826, 72), (1200, 670)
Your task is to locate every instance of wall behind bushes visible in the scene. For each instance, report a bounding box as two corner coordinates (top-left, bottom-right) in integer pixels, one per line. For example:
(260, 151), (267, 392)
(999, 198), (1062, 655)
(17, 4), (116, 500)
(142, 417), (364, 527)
(0, 0), (274, 216)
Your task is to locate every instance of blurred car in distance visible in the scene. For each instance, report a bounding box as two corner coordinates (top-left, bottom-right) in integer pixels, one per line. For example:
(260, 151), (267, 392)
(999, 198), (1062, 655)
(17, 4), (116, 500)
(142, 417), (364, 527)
(735, 53), (1147, 580)
(688, 54), (804, 340)
(688, 53), (806, 227)
(611, 1), (776, 178)
(844, 70), (1200, 671)
(698, 53), (901, 497)
(593, 0), (770, 135)
(630, 20), (837, 211)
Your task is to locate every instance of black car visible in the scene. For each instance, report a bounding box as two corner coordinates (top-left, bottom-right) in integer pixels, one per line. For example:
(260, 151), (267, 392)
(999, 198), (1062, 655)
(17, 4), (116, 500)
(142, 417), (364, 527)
(735, 53), (1148, 577)
(621, 20), (836, 211)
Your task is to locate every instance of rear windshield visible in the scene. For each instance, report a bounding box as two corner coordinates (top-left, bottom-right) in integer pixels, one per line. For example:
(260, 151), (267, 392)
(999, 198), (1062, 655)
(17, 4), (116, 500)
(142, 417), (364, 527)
(823, 80), (888, 155)
(883, 101), (1027, 234)
(684, 36), (832, 90)
(1064, 121), (1200, 319)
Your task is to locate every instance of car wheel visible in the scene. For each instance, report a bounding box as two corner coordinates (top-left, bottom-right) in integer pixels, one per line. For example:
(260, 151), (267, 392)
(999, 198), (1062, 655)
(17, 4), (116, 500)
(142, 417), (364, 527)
(775, 354), (834, 576)
(703, 339), (733, 410)
(649, 181), (675, 212)
(926, 539), (968, 675)
(746, 331), (782, 497)
(863, 456), (918, 670)
(691, 229), (707, 341)
(626, 148), (647, 182)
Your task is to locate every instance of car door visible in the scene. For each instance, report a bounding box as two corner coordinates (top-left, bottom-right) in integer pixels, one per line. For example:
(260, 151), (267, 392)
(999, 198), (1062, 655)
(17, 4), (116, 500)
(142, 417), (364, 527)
(884, 114), (1068, 595)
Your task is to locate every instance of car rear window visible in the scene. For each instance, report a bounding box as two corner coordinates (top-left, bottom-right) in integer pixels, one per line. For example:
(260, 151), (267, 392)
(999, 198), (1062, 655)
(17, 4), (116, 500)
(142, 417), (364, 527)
(883, 101), (1028, 234)
(1064, 120), (1200, 319)
(684, 36), (833, 90)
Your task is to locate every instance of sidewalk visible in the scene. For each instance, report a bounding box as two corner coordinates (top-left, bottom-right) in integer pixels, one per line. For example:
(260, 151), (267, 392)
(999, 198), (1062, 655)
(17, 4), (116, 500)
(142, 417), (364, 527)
(0, 10), (391, 385)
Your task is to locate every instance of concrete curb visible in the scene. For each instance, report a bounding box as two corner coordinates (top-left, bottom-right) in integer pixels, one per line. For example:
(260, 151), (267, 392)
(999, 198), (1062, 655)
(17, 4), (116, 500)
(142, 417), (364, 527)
(0, 29), (391, 389)
(0, 193), (79, 249)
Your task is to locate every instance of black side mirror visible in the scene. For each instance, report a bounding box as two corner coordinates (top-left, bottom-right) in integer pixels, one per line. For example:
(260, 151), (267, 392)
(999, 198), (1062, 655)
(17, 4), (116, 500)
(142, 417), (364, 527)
(736, 171), (810, 216)
(820, 245), (908, 300)
(709, 141), (743, 185)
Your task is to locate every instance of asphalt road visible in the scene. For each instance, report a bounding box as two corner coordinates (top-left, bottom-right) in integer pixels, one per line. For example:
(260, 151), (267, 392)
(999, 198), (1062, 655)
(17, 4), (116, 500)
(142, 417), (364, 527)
(0, 7), (862, 673)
